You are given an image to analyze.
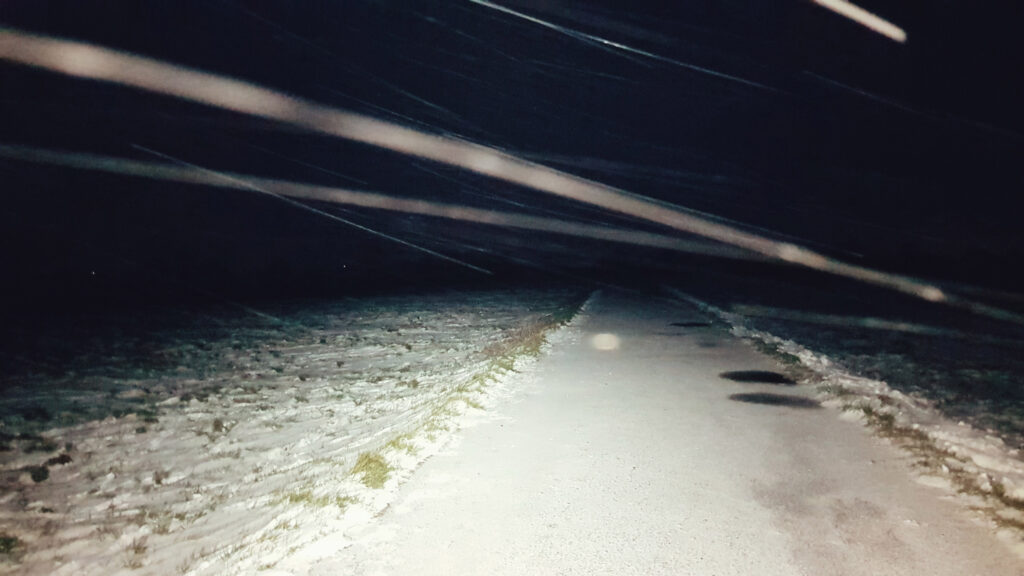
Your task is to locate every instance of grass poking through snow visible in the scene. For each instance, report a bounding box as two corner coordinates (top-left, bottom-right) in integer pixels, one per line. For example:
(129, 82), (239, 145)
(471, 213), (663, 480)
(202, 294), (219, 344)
(346, 294), (585, 497)
(747, 338), (817, 383)
(351, 452), (391, 489)
(835, 397), (1024, 534)
(385, 435), (417, 455)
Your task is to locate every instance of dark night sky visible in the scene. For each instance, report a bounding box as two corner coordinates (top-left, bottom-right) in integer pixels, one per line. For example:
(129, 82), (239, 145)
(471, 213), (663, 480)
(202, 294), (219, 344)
(2, 0), (1023, 309)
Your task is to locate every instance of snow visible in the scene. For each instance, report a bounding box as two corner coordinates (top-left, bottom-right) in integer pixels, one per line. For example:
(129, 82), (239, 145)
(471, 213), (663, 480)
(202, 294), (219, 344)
(328, 289), (1023, 575)
(667, 287), (1024, 543)
(5, 285), (1024, 573)
(0, 289), (580, 575)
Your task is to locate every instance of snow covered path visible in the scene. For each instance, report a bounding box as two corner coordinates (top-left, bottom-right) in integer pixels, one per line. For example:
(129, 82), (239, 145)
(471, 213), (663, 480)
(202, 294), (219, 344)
(320, 290), (1023, 575)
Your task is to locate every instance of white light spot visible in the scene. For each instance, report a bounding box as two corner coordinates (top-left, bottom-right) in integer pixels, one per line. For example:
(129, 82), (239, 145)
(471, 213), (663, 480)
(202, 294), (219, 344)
(921, 287), (945, 302)
(591, 333), (620, 351)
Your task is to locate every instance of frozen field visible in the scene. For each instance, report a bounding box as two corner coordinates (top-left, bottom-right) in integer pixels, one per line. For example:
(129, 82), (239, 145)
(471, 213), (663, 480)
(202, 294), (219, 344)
(0, 289), (583, 575)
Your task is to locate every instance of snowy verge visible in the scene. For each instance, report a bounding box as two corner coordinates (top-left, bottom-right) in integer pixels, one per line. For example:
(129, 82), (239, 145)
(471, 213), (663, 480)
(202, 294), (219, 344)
(220, 294), (589, 576)
(0, 290), (588, 576)
(664, 286), (1024, 547)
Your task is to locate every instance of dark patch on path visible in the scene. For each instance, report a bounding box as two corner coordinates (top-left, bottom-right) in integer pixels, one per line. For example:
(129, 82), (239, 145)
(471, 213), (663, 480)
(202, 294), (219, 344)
(729, 393), (821, 409)
(670, 322), (712, 328)
(720, 370), (795, 385)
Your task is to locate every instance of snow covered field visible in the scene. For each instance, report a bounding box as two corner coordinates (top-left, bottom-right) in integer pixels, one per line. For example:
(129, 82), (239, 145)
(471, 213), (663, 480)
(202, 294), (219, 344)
(0, 289), (583, 575)
(4, 281), (1024, 573)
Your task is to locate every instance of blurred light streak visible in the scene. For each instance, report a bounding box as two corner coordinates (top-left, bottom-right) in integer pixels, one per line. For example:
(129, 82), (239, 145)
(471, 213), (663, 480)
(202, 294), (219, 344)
(937, 281), (1024, 307)
(466, 0), (782, 92)
(519, 151), (865, 257)
(811, 0), (907, 43)
(2, 28), (1022, 325)
(0, 144), (759, 262)
(409, 161), (626, 228)
(129, 145), (493, 275)
(730, 305), (1024, 345)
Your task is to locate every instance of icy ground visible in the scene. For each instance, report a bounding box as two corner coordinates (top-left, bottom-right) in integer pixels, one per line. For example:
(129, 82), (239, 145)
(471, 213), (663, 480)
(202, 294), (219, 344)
(0, 289), (582, 575)
(665, 287), (1024, 547)
(327, 289), (1022, 575)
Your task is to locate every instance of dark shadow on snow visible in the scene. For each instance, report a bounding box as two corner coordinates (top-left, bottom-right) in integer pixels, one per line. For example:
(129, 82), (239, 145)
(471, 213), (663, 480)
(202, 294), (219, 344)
(720, 370), (796, 385)
(728, 393), (821, 409)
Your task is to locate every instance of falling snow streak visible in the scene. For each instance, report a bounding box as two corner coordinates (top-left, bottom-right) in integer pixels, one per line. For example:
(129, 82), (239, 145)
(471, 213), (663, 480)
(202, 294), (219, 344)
(236, 3), (472, 130)
(408, 162), (641, 231)
(729, 305), (1024, 345)
(0, 144), (760, 262)
(465, 0), (785, 93)
(131, 145), (494, 275)
(805, 71), (1024, 143)
(235, 141), (369, 186)
(811, 0), (907, 43)
(3, 28), (1024, 325)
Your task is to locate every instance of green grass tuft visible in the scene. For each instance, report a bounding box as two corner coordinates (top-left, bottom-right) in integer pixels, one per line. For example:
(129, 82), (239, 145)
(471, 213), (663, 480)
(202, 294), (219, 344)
(351, 452), (391, 489)
(385, 435), (418, 455)
(335, 495), (358, 510)
(454, 394), (484, 411)
(278, 489), (357, 511)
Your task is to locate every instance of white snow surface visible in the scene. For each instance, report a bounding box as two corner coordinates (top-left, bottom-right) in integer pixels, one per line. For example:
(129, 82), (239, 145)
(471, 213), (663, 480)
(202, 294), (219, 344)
(6, 287), (1024, 574)
(667, 287), (1024, 546)
(324, 289), (1023, 575)
(0, 289), (579, 575)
